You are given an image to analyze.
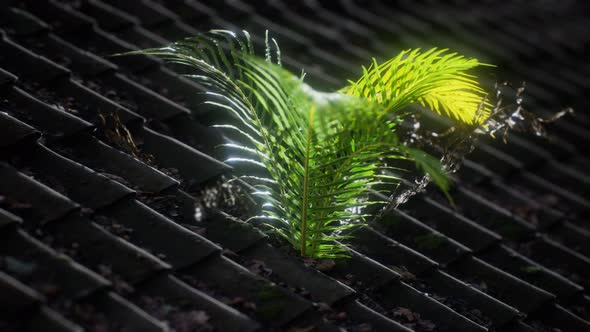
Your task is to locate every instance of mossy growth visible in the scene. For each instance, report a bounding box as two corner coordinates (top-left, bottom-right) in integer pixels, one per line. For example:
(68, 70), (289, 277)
(256, 285), (288, 320)
(414, 233), (448, 250)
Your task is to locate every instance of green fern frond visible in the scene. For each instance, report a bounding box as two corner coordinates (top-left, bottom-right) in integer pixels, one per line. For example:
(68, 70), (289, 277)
(120, 31), (467, 258)
(342, 48), (493, 125)
(243, 58), (409, 257)
(403, 147), (451, 193)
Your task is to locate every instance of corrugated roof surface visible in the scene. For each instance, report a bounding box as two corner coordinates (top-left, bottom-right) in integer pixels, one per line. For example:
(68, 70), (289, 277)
(1, 1), (589, 331)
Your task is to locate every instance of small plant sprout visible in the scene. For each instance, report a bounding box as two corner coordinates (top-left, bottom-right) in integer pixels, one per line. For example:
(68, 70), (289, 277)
(121, 30), (495, 258)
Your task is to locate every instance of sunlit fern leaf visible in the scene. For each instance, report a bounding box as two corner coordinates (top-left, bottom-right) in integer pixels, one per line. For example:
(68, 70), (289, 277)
(239, 58), (406, 257)
(342, 48), (493, 125)
(120, 30), (449, 258)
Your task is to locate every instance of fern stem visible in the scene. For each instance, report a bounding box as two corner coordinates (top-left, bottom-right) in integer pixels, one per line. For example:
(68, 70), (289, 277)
(300, 106), (315, 256)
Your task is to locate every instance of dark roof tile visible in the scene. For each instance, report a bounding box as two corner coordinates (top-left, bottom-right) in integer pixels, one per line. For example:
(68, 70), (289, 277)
(552, 221), (590, 258)
(98, 0), (171, 28)
(7, 87), (94, 139)
(0, 67), (18, 87)
(403, 196), (503, 252)
(331, 246), (402, 290)
(6, 142), (135, 210)
(448, 256), (555, 314)
(98, 198), (221, 268)
(23, 307), (83, 332)
(0, 7), (51, 37)
(0, 229), (110, 303)
(0, 163), (78, 225)
(375, 209), (472, 266)
(342, 300), (414, 332)
(0, 270), (43, 316)
(480, 244), (583, 299)
(50, 79), (144, 126)
(136, 127), (229, 186)
(348, 226), (439, 275)
(0, 35), (70, 83)
(425, 270), (520, 327)
(240, 242), (355, 305)
(0, 111), (39, 148)
(183, 254), (311, 327)
(197, 211), (268, 253)
(377, 280), (486, 332)
(140, 274), (260, 332)
(90, 291), (168, 332)
(0, 208), (22, 229)
(101, 73), (191, 121)
(49, 213), (171, 284)
(76, 0), (140, 32)
(55, 133), (179, 193)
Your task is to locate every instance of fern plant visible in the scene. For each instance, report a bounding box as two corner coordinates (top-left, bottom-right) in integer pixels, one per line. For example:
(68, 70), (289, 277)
(120, 30), (491, 258)
(342, 48), (493, 125)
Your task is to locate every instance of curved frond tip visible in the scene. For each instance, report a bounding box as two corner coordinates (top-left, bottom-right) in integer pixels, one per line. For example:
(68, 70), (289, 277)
(343, 48), (493, 125)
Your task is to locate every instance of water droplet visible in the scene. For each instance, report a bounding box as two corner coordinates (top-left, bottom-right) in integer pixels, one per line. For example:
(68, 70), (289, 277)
(194, 207), (204, 222)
